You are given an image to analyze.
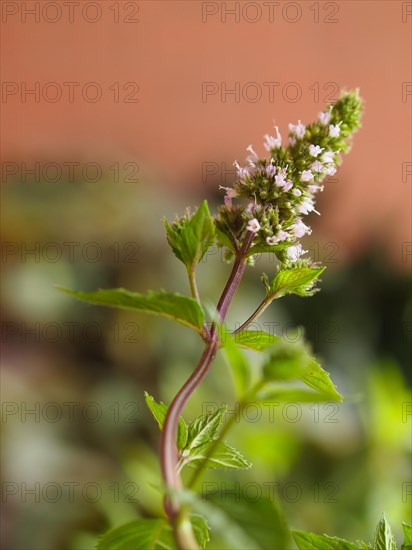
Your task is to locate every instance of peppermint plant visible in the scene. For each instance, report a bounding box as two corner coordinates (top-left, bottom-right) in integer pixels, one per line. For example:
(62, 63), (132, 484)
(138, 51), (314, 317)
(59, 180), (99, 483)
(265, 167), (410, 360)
(57, 90), (410, 549)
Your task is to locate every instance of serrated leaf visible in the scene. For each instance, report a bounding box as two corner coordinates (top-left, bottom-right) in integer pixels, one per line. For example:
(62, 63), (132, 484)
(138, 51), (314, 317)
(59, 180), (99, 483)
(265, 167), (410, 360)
(268, 266), (325, 298)
(144, 392), (188, 449)
(186, 441), (251, 470)
(186, 407), (227, 450)
(164, 200), (215, 270)
(190, 514), (210, 549)
(374, 514), (397, 550)
(263, 340), (342, 401)
(292, 530), (365, 550)
(57, 287), (205, 335)
(95, 518), (175, 550)
(95, 515), (209, 550)
(401, 522), (412, 550)
(233, 330), (280, 352)
(257, 386), (341, 403)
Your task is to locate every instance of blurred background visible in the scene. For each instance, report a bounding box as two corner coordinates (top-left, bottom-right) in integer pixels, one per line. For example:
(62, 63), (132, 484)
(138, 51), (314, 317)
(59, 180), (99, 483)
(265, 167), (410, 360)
(1, 1), (411, 549)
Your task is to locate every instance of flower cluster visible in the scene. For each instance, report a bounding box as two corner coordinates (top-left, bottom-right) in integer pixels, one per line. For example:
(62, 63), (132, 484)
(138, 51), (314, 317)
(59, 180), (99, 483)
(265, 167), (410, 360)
(215, 90), (362, 263)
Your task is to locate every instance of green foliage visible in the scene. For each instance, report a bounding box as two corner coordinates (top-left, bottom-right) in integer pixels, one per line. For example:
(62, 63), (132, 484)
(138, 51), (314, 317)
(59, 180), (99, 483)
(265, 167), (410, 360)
(183, 407), (250, 470)
(233, 330), (280, 352)
(292, 530), (368, 549)
(204, 492), (290, 549)
(95, 518), (175, 550)
(186, 441), (251, 470)
(60, 91), (367, 550)
(57, 287), (205, 335)
(256, 386), (341, 403)
(262, 340), (342, 401)
(144, 392), (188, 449)
(95, 515), (210, 550)
(164, 200), (215, 271)
(401, 523), (412, 550)
(292, 516), (410, 550)
(186, 407), (227, 450)
(373, 514), (397, 550)
(190, 515), (210, 549)
(262, 265), (325, 299)
(219, 325), (251, 397)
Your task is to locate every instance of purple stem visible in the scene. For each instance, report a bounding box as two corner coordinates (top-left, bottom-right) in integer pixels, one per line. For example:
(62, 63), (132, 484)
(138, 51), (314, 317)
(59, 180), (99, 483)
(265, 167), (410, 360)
(160, 232), (254, 521)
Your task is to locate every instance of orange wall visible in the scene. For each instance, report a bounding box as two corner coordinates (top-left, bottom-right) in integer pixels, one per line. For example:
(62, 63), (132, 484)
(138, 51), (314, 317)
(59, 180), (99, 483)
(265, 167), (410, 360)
(2, 0), (411, 266)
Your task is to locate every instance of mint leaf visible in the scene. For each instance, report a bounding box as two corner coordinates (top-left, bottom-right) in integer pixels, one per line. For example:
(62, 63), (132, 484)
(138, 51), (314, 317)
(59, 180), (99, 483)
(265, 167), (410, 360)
(401, 522), (412, 550)
(257, 386), (341, 403)
(263, 340), (342, 401)
(292, 530), (366, 549)
(186, 441), (251, 470)
(266, 265), (325, 299)
(190, 514), (210, 549)
(186, 407), (226, 450)
(95, 518), (174, 550)
(374, 514), (397, 550)
(234, 329), (280, 352)
(95, 516), (209, 550)
(164, 200), (215, 270)
(57, 287), (205, 334)
(144, 392), (188, 449)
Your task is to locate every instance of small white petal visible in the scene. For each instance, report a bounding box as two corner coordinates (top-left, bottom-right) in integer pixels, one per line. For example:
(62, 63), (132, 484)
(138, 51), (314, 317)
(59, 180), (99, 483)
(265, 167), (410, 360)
(301, 170), (314, 182)
(246, 218), (261, 233)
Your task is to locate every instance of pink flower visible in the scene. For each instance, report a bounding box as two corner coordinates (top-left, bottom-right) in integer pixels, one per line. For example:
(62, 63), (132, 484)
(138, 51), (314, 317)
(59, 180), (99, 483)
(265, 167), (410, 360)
(266, 230), (289, 246)
(311, 161), (323, 173)
(291, 219), (311, 237)
(246, 218), (261, 233)
(321, 151), (335, 164)
(329, 122), (342, 137)
(301, 170), (314, 182)
(287, 244), (308, 261)
(246, 144), (259, 159)
(219, 186), (237, 207)
(318, 110), (332, 125)
(309, 144), (324, 157)
(289, 120), (306, 139)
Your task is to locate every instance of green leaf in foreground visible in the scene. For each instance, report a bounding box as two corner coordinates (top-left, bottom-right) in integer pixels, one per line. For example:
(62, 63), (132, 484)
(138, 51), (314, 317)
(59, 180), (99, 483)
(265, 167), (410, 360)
(190, 515), (210, 549)
(57, 287), (205, 334)
(164, 200), (215, 270)
(263, 340), (342, 401)
(264, 265), (325, 299)
(256, 386), (342, 403)
(373, 514), (397, 550)
(292, 530), (368, 550)
(206, 492), (290, 550)
(233, 330), (280, 352)
(95, 518), (174, 550)
(95, 515), (209, 550)
(186, 441), (251, 470)
(186, 407), (227, 450)
(144, 392), (188, 449)
(401, 522), (412, 550)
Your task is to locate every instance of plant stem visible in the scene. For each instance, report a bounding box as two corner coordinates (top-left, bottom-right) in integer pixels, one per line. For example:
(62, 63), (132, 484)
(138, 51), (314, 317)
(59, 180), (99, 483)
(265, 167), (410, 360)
(215, 232), (255, 322)
(160, 231), (255, 548)
(233, 295), (274, 334)
(188, 267), (201, 305)
(188, 267), (210, 341)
